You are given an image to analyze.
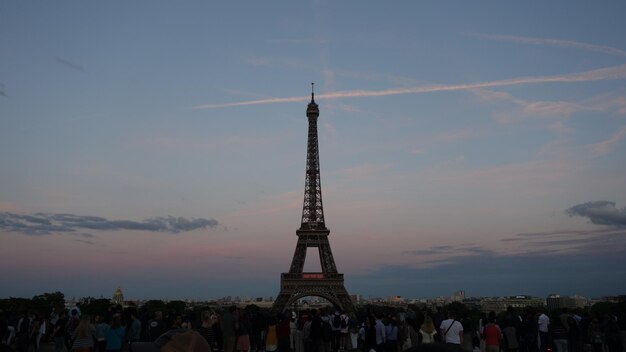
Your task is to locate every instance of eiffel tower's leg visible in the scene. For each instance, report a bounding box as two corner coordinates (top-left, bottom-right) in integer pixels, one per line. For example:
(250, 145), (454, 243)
(289, 242), (307, 273)
(318, 241), (337, 274)
(272, 292), (292, 314)
(336, 290), (355, 312)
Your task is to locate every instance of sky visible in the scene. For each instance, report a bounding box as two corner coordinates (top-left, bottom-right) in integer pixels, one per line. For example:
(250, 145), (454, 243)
(1, 1), (626, 301)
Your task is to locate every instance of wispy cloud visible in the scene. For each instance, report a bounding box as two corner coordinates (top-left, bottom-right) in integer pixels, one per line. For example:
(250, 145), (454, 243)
(503, 227), (626, 257)
(0, 212), (219, 236)
(324, 122), (337, 137)
(268, 38), (329, 45)
(54, 57), (86, 73)
(592, 125), (626, 156)
(0, 201), (20, 212)
(192, 64), (626, 109)
(72, 239), (95, 245)
(403, 244), (494, 256)
(466, 32), (626, 58)
(506, 228), (609, 240)
(471, 89), (597, 120)
(471, 89), (626, 155)
(333, 163), (393, 179)
(130, 134), (271, 152)
(418, 128), (485, 145)
(0, 82), (7, 97)
(67, 233), (96, 245)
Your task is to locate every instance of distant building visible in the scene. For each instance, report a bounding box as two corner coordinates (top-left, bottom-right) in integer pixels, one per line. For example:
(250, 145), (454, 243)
(112, 287), (124, 305)
(388, 295), (405, 304)
(546, 294), (588, 310)
(350, 294), (362, 304)
(453, 290), (465, 301)
(480, 295), (545, 313)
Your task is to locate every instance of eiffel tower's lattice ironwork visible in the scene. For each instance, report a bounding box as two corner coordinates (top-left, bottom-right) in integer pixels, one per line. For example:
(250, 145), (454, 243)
(272, 85), (354, 314)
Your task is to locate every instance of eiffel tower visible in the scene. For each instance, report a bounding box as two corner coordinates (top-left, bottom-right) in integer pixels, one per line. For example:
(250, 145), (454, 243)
(272, 84), (354, 314)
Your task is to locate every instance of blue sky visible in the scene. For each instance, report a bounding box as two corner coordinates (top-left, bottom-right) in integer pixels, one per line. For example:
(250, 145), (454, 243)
(1, 1), (626, 300)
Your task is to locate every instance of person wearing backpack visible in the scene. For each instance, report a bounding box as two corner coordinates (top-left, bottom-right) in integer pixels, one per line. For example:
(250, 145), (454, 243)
(16, 312), (32, 352)
(339, 313), (349, 351)
(374, 313), (386, 352)
(321, 311), (333, 352)
(331, 311), (347, 352)
(418, 316), (438, 344)
(53, 310), (69, 352)
(384, 317), (399, 352)
(331, 312), (342, 352)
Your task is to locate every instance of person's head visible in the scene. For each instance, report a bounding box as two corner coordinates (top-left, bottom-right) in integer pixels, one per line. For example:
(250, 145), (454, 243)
(367, 315), (376, 326)
(447, 311), (456, 319)
(421, 315), (435, 333)
(201, 310), (213, 324)
(111, 314), (121, 329)
(173, 315), (183, 326)
(124, 307), (136, 321)
(423, 315), (433, 325)
(155, 311), (163, 320)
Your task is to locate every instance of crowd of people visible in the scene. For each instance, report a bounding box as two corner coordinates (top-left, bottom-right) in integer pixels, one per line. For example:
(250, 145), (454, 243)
(1, 304), (624, 352)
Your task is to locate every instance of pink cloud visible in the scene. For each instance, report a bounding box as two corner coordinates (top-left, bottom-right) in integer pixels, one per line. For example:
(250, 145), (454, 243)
(128, 134), (272, 152)
(324, 122), (337, 137)
(0, 201), (21, 212)
(333, 163), (393, 179)
(471, 89), (593, 120)
(592, 125), (626, 156)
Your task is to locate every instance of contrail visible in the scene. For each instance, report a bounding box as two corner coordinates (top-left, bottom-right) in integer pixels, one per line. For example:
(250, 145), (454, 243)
(466, 33), (626, 58)
(191, 63), (626, 109)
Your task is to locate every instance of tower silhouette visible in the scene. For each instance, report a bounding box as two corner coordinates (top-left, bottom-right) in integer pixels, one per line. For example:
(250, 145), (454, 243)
(272, 85), (354, 313)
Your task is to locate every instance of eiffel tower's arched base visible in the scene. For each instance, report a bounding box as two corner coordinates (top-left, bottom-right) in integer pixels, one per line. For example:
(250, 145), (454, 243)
(271, 272), (354, 314)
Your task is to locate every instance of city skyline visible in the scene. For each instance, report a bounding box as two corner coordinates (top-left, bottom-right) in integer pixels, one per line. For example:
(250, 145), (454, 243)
(1, 1), (626, 300)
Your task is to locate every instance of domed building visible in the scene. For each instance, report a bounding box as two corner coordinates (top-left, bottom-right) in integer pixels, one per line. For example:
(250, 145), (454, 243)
(112, 286), (124, 305)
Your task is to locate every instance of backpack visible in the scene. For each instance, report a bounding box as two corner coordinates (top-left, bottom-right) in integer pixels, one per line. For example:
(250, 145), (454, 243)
(19, 317), (30, 336)
(333, 315), (341, 328)
(302, 321), (312, 341)
(321, 321), (332, 340)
